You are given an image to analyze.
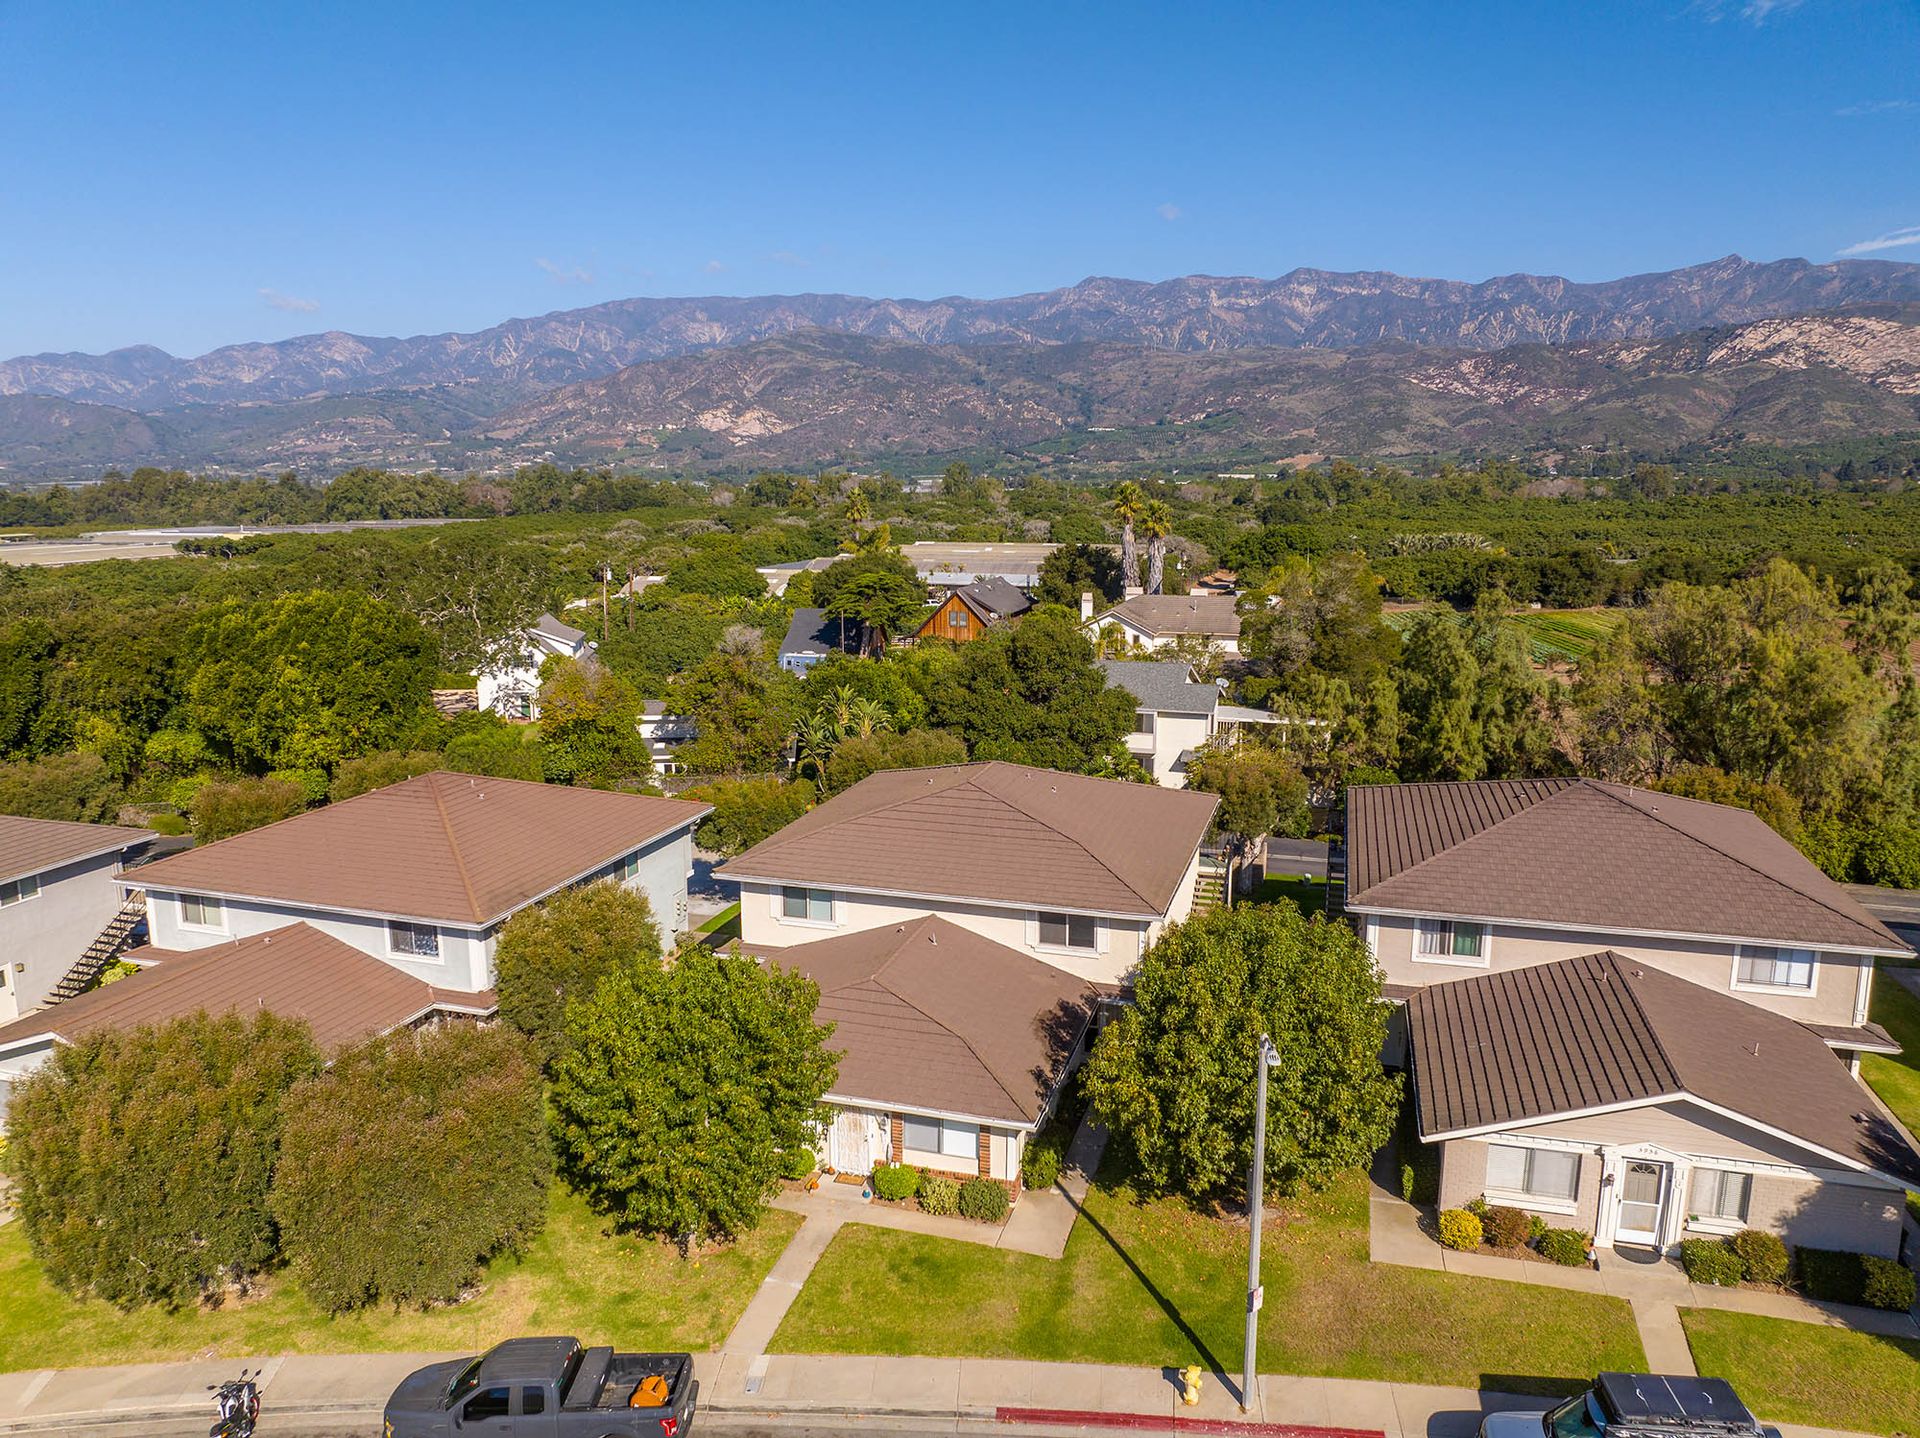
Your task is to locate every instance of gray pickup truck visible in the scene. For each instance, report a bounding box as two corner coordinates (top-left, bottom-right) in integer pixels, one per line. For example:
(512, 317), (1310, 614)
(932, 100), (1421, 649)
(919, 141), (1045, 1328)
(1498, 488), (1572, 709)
(383, 1337), (697, 1438)
(1481, 1374), (1780, 1438)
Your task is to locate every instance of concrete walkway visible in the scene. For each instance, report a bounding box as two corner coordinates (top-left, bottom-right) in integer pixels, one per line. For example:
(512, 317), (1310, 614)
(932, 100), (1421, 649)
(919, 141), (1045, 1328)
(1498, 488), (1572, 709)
(0, 1351), (1888, 1438)
(1368, 1150), (1920, 1369)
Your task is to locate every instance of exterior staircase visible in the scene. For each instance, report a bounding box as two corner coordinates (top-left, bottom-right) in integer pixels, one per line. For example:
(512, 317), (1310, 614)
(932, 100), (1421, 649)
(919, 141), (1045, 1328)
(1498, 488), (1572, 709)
(1191, 866), (1227, 917)
(47, 892), (148, 1003)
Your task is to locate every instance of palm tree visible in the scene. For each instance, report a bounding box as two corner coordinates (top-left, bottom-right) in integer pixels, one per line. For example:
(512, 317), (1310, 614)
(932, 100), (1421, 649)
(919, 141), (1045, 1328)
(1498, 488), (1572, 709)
(1110, 481), (1145, 592)
(843, 697), (891, 740)
(794, 712), (838, 792)
(1141, 499), (1173, 594)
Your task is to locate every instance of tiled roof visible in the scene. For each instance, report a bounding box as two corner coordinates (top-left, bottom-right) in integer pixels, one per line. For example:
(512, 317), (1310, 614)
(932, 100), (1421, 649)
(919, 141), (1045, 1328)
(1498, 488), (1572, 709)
(770, 916), (1096, 1124)
(128, 772), (708, 925)
(1345, 779), (1906, 952)
(1098, 593), (1241, 638)
(0, 922), (493, 1055)
(0, 815), (151, 887)
(1099, 660), (1218, 715)
(717, 761), (1218, 918)
(1407, 951), (1920, 1182)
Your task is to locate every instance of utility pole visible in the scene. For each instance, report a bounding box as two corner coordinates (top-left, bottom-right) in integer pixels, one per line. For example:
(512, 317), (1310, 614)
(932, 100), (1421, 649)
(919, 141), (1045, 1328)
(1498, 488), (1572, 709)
(599, 565), (611, 643)
(1242, 1033), (1279, 1414)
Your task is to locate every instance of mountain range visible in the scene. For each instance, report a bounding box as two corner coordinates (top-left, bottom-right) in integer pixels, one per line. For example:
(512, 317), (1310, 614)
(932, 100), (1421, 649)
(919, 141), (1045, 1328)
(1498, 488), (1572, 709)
(4, 256), (1920, 477)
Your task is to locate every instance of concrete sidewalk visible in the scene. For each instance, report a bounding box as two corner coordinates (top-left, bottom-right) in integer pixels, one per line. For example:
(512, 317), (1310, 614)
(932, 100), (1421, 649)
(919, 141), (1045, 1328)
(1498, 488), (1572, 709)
(0, 1350), (1887, 1438)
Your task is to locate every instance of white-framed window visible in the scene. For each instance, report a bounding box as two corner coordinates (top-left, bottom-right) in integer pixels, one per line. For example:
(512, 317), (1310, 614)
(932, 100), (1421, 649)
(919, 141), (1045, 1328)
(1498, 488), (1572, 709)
(0, 875), (40, 907)
(780, 886), (833, 923)
(388, 920), (441, 959)
(1038, 911), (1097, 952)
(903, 1115), (979, 1161)
(948, 608), (967, 629)
(1484, 1143), (1579, 1202)
(1133, 710), (1156, 736)
(603, 851), (640, 883)
(1414, 917), (1488, 964)
(1690, 1167), (1752, 1223)
(1735, 946), (1815, 991)
(180, 894), (224, 929)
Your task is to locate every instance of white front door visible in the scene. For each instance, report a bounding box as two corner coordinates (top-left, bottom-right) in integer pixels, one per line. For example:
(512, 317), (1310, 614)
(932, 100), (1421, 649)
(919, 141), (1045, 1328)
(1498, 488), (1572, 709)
(1615, 1159), (1669, 1246)
(827, 1109), (883, 1173)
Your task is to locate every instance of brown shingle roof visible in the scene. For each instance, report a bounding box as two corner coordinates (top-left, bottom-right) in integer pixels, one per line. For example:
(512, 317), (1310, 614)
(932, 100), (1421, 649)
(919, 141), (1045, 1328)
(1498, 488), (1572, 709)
(1099, 593), (1241, 638)
(128, 772), (708, 926)
(717, 762), (1218, 917)
(1345, 779), (1906, 952)
(770, 916), (1096, 1124)
(0, 815), (151, 887)
(1408, 951), (1920, 1182)
(0, 923), (493, 1055)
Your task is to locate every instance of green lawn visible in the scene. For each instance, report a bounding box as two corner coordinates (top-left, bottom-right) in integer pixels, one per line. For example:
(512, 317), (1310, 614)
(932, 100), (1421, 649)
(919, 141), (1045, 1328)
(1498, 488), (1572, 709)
(1863, 963), (1920, 1142)
(773, 1162), (1642, 1395)
(1682, 1309), (1920, 1437)
(692, 902), (743, 948)
(1252, 875), (1327, 918)
(0, 1187), (800, 1372)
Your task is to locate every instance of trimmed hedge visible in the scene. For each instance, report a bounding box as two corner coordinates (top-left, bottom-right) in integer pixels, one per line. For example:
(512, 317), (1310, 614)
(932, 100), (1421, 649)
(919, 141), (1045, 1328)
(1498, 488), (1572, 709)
(1536, 1228), (1590, 1266)
(869, 1163), (919, 1202)
(1729, 1228), (1788, 1286)
(1863, 1255), (1918, 1311)
(957, 1178), (1011, 1223)
(1484, 1205), (1532, 1249)
(1679, 1238), (1743, 1286)
(1801, 1245), (1920, 1310)
(918, 1174), (959, 1216)
(1437, 1208), (1482, 1251)
(1022, 1135), (1065, 1192)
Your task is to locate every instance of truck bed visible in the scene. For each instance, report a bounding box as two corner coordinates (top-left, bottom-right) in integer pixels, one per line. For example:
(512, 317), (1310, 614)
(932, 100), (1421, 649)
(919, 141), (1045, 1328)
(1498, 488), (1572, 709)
(562, 1348), (691, 1412)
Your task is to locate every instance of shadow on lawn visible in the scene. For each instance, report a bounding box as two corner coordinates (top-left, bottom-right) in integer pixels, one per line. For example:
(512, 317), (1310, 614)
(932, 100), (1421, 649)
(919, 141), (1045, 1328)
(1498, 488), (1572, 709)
(1069, 1191), (1232, 1385)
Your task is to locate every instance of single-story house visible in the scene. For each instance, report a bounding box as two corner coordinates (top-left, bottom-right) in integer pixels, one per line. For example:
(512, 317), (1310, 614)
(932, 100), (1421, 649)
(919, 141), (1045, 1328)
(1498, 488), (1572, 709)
(126, 772), (709, 994)
(0, 815), (153, 1023)
(913, 577), (1032, 644)
(1409, 951), (1920, 1258)
(758, 556), (842, 598)
(0, 922), (495, 1122)
(897, 541), (1061, 590)
(778, 607), (862, 673)
(1084, 592), (1242, 655)
(769, 915), (1097, 1187)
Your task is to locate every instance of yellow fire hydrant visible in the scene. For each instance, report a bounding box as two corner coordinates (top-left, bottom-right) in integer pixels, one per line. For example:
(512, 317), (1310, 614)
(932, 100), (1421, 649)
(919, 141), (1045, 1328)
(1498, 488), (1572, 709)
(1179, 1365), (1204, 1406)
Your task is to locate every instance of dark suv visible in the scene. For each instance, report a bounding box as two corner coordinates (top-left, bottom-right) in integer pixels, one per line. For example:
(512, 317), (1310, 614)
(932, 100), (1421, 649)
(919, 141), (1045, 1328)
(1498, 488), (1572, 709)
(1480, 1374), (1781, 1438)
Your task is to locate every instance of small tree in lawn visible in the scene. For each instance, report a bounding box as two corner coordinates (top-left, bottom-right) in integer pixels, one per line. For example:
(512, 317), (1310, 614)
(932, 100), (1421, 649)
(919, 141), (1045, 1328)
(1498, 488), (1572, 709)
(550, 947), (837, 1245)
(5, 1012), (322, 1307)
(1082, 903), (1399, 1199)
(1184, 742), (1311, 900)
(494, 882), (664, 1068)
(271, 1024), (552, 1313)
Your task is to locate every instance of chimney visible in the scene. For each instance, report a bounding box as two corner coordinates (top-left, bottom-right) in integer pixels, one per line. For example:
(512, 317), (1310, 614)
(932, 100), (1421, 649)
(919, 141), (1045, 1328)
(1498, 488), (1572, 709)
(1080, 590), (1096, 622)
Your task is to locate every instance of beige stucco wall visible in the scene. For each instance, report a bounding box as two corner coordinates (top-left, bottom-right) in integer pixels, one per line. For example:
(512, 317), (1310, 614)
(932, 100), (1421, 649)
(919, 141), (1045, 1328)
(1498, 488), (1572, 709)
(1139, 710), (1212, 787)
(738, 880), (1158, 988)
(1519, 1102), (1817, 1166)
(1364, 913), (1870, 1028)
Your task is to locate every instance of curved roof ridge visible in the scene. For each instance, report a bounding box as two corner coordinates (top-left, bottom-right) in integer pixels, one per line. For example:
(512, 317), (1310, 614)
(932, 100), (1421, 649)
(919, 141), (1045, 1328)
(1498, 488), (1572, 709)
(1581, 779), (1892, 947)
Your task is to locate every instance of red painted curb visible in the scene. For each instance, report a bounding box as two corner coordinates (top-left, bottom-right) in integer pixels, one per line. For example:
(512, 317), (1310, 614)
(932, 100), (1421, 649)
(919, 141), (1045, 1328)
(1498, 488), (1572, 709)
(994, 1407), (1383, 1438)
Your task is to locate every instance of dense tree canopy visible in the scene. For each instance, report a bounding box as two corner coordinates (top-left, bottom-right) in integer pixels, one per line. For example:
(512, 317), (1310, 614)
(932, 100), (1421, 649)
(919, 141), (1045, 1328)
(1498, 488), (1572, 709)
(495, 881), (665, 1066)
(929, 610), (1136, 772)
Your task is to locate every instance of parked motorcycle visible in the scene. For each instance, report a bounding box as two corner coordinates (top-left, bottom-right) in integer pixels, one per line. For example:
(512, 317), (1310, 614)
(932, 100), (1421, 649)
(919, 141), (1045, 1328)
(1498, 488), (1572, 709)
(208, 1371), (261, 1438)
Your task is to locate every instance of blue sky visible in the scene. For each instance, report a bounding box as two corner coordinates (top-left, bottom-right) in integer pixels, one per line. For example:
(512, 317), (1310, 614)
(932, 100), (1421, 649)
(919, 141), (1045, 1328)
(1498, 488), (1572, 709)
(1, 0), (1915, 357)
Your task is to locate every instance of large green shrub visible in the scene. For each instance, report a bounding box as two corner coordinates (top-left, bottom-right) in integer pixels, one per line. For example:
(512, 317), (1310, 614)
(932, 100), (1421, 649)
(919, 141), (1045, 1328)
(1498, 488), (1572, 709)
(271, 1025), (551, 1313)
(1535, 1229), (1590, 1266)
(1803, 1246), (1919, 1311)
(1437, 1208), (1482, 1251)
(189, 775), (310, 843)
(683, 776), (811, 857)
(1729, 1228), (1788, 1285)
(957, 1178), (1011, 1223)
(5, 1012), (322, 1307)
(494, 881), (663, 1067)
(1021, 1133), (1066, 1192)
(870, 1163), (920, 1202)
(1483, 1204), (1532, 1249)
(1861, 1255), (1917, 1311)
(1679, 1238), (1743, 1286)
(917, 1174), (960, 1216)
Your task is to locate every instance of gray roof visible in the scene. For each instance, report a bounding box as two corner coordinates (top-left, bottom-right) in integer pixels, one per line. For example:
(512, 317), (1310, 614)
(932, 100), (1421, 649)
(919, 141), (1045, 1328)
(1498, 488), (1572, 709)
(0, 815), (151, 887)
(954, 577), (1033, 621)
(1097, 593), (1241, 638)
(718, 761), (1218, 918)
(531, 612), (587, 646)
(771, 916), (1096, 1124)
(1345, 779), (1908, 953)
(779, 607), (859, 659)
(1098, 660), (1218, 715)
(1408, 950), (1920, 1183)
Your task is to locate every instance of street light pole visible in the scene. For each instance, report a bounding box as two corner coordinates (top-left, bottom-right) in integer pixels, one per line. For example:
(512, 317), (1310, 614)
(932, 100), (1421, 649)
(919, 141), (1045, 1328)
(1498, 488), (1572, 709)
(1241, 1033), (1279, 1413)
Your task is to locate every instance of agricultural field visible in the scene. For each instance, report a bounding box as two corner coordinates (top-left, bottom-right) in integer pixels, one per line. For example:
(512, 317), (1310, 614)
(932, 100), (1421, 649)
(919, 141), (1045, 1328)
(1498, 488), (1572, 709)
(1510, 608), (1625, 664)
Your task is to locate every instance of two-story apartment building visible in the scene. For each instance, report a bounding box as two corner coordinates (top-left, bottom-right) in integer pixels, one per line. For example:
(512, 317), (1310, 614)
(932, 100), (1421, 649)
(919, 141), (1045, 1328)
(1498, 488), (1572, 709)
(1099, 660), (1282, 788)
(718, 761), (1217, 1186)
(0, 816), (153, 1023)
(1347, 778), (1919, 1259)
(128, 771), (709, 994)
